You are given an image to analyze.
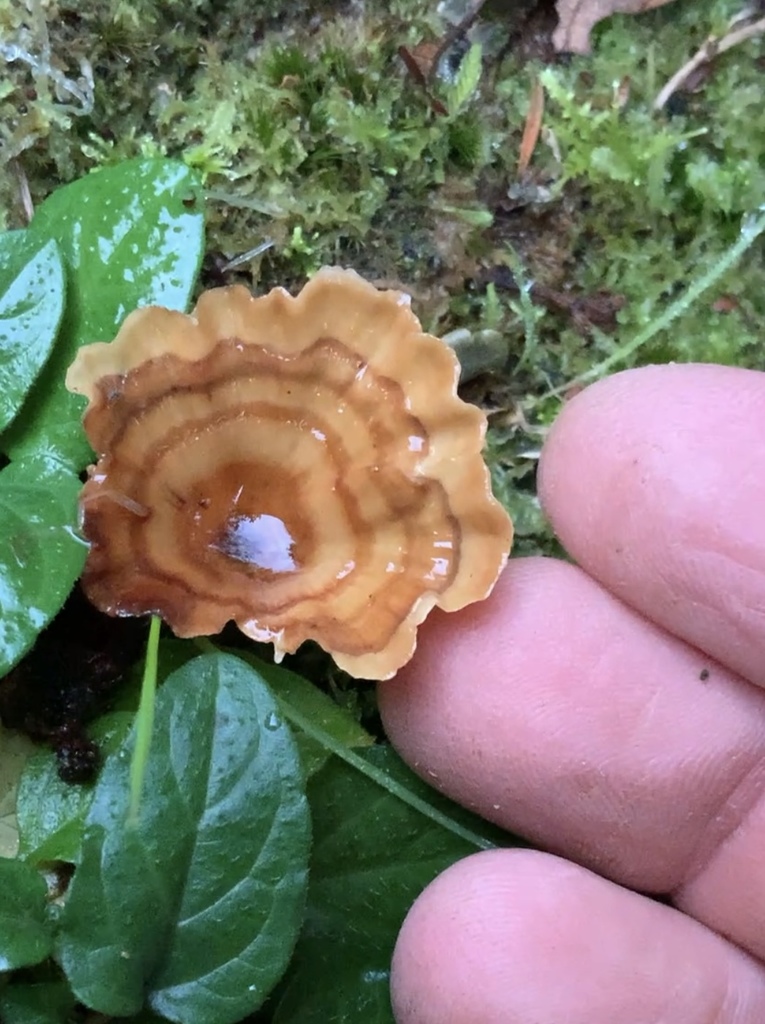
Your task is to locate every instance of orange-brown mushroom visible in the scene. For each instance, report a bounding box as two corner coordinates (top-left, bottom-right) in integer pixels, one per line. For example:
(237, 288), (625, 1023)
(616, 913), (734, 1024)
(65, 268), (512, 679)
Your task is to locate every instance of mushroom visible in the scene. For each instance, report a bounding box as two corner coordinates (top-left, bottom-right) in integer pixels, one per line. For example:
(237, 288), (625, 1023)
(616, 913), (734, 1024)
(65, 268), (512, 679)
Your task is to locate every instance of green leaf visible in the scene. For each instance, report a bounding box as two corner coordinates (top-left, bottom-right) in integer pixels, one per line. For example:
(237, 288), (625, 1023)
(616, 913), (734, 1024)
(0, 980), (75, 1024)
(274, 746), (513, 1023)
(0, 858), (53, 970)
(446, 42), (483, 117)
(237, 652), (374, 776)
(0, 456), (86, 677)
(16, 712), (134, 865)
(127, 640), (373, 777)
(275, 944), (392, 1024)
(0, 232), (65, 434)
(0, 727), (39, 859)
(56, 653), (310, 1024)
(3, 158), (205, 470)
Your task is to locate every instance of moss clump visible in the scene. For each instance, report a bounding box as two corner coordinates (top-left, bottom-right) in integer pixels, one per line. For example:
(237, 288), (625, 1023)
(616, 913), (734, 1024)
(1, 0), (763, 555)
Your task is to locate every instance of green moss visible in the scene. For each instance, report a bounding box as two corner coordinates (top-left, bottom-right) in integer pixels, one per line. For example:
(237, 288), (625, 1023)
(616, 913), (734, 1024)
(2, 0), (763, 556)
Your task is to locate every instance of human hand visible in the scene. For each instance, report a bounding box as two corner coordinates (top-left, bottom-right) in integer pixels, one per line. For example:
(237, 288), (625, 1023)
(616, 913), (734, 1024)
(379, 363), (765, 1023)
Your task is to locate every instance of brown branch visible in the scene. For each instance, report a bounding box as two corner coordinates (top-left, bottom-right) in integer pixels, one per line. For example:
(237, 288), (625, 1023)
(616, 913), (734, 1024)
(654, 11), (765, 110)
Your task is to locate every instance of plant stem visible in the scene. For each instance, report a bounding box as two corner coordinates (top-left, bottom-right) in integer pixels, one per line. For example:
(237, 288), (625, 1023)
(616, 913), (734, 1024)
(127, 615), (161, 826)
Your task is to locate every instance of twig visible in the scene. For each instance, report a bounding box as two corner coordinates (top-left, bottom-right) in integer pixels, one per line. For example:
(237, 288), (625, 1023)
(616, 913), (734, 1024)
(219, 239), (275, 271)
(0, 41), (94, 113)
(517, 76), (544, 176)
(654, 12), (765, 111)
(10, 158), (34, 223)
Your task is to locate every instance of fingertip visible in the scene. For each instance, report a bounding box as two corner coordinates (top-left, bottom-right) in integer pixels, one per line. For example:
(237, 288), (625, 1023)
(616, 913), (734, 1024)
(380, 555), (765, 893)
(391, 848), (765, 1024)
(537, 363), (765, 686)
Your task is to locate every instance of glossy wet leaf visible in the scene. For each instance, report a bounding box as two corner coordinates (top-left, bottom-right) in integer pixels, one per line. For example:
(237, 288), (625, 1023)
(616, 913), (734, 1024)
(0, 980), (75, 1024)
(238, 651), (374, 776)
(274, 746), (513, 1023)
(3, 158), (205, 470)
(16, 712), (134, 865)
(275, 944), (393, 1024)
(164, 644), (374, 777)
(0, 232), (65, 433)
(0, 727), (39, 858)
(446, 42), (483, 116)
(56, 653), (310, 1023)
(0, 456), (86, 677)
(0, 858), (53, 970)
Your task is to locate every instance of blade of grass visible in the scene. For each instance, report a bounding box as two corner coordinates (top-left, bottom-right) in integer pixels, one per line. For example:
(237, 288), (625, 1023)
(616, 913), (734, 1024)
(277, 699), (497, 851)
(127, 615), (161, 826)
(538, 207), (765, 402)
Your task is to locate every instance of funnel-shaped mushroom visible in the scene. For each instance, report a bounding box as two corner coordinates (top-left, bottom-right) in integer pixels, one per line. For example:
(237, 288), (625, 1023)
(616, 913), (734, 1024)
(66, 268), (512, 679)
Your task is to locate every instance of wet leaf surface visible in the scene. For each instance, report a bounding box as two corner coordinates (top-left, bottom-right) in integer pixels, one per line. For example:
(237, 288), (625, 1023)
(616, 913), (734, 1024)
(16, 712), (134, 865)
(274, 745), (513, 1023)
(56, 653), (310, 1024)
(0, 727), (38, 858)
(0, 980), (75, 1024)
(0, 456), (86, 677)
(243, 652), (375, 777)
(0, 858), (53, 970)
(3, 159), (204, 470)
(0, 232), (65, 434)
(145, 641), (375, 778)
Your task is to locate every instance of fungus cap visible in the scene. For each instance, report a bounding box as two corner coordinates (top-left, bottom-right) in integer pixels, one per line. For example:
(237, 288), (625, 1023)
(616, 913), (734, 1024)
(66, 268), (512, 679)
